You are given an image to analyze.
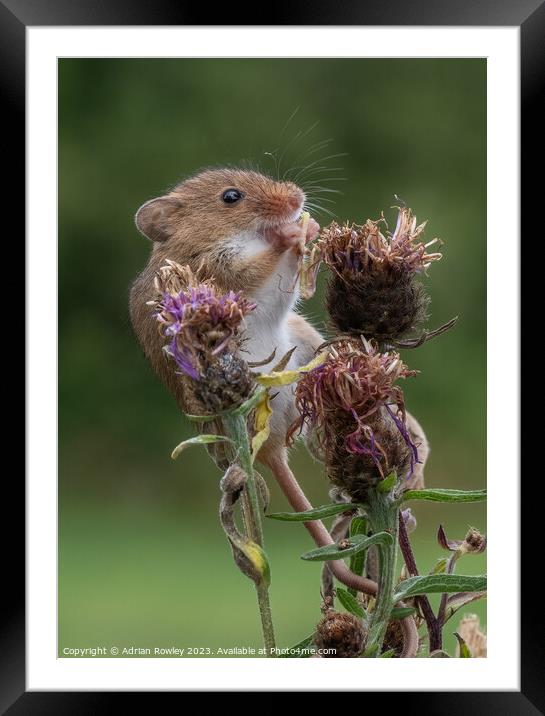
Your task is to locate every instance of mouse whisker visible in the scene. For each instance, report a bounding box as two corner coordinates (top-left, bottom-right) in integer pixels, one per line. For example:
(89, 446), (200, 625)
(282, 139), (336, 180)
(286, 164), (343, 178)
(295, 167), (346, 182)
(291, 153), (348, 184)
(276, 120), (320, 178)
(263, 150), (280, 180)
(278, 106), (301, 142)
(298, 151), (348, 172)
(293, 138), (336, 166)
(302, 181), (348, 192)
(305, 196), (337, 206)
(304, 201), (338, 219)
(302, 186), (344, 195)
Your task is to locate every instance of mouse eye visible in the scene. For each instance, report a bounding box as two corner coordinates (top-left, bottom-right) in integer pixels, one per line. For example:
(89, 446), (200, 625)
(222, 188), (244, 204)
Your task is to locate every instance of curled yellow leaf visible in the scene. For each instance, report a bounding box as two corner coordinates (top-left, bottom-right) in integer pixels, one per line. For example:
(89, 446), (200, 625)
(251, 391), (273, 460)
(256, 351), (327, 388)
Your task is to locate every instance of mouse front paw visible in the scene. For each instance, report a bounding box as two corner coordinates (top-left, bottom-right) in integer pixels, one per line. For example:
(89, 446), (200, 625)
(305, 218), (320, 243)
(269, 218), (320, 251)
(271, 223), (302, 250)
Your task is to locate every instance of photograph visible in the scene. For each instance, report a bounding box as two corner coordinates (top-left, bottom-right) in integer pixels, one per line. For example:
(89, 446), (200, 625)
(58, 57), (487, 661)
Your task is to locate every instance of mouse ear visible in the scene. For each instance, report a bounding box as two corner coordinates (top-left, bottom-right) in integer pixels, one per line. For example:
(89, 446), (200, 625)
(135, 196), (182, 242)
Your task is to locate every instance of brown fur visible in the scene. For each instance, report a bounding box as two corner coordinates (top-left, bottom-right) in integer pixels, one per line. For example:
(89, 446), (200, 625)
(130, 168), (309, 417)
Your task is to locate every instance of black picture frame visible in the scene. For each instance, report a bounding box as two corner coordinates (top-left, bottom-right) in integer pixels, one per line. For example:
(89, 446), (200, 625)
(7, 0), (538, 710)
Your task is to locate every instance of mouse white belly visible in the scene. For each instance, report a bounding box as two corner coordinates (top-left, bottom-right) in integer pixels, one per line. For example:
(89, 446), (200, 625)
(242, 250), (304, 444)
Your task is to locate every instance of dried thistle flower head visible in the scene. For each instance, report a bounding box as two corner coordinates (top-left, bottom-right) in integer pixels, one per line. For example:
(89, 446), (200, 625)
(288, 339), (419, 501)
(319, 207), (442, 344)
(382, 618), (405, 657)
(151, 261), (256, 412)
(456, 614), (487, 658)
(437, 525), (487, 555)
(314, 610), (366, 658)
(461, 527), (487, 555)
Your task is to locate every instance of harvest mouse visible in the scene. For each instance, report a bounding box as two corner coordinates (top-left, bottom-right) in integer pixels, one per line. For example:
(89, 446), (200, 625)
(129, 167), (428, 495)
(129, 167), (324, 470)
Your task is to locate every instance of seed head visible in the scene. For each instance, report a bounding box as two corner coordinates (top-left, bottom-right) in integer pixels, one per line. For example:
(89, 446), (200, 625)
(194, 353), (255, 413)
(314, 610), (366, 658)
(437, 525), (487, 555)
(382, 619), (405, 657)
(461, 527), (487, 555)
(319, 207), (442, 343)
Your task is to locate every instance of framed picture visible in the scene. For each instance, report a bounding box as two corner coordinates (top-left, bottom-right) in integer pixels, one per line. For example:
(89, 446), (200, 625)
(10, 0), (536, 707)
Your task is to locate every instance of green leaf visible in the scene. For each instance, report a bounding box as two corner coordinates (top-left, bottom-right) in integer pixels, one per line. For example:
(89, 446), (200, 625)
(379, 649), (397, 658)
(184, 412), (220, 423)
(350, 516), (368, 536)
(377, 471), (397, 493)
(277, 634), (315, 658)
(393, 574), (487, 602)
(348, 517), (368, 596)
(336, 587), (365, 618)
(171, 434), (233, 459)
(301, 531), (394, 562)
(362, 643), (379, 658)
(231, 386), (268, 416)
(185, 387), (267, 422)
(402, 488), (487, 504)
(390, 606), (416, 621)
(454, 632), (472, 658)
(266, 502), (359, 522)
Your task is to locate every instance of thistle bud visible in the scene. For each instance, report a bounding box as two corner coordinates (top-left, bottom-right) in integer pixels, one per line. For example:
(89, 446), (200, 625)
(314, 610), (366, 658)
(437, 525), (487, 554)
(319, 207), (442, 345)
(194, 353), (255, 414)
(382, 619), (404, 657)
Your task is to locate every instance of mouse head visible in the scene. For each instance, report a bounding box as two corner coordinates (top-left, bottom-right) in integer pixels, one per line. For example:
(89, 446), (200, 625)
(135, 168), (305, 251)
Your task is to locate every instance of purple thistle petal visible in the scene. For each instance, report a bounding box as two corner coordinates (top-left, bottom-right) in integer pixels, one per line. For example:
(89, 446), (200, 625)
(166, 339), (200, 380)
(155, 280), (255, 383)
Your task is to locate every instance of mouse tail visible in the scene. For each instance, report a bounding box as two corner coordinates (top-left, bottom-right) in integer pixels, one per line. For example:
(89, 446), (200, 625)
(264, 450), (377, 596)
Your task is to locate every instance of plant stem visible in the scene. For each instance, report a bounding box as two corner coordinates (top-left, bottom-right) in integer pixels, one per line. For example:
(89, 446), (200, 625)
(397, 511), (442, 652)
(224, 412), (276, 656)
(437, 550), (461, 630)
(268, 457), (419, 657)
(366, 490), (399, 654)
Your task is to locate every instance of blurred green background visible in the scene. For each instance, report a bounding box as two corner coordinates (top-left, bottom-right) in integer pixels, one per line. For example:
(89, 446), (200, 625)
(59, 59), (486, 657)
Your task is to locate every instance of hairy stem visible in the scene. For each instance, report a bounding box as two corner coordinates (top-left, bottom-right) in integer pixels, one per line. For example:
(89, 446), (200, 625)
(225, 413), (276, 656)
(366, 490), (399, 654)
(437, 550), (461, 629)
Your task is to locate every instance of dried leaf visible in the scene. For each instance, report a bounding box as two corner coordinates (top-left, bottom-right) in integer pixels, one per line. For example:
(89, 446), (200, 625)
(256, 351), (327, 387)
(251, 391), (273, 460)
